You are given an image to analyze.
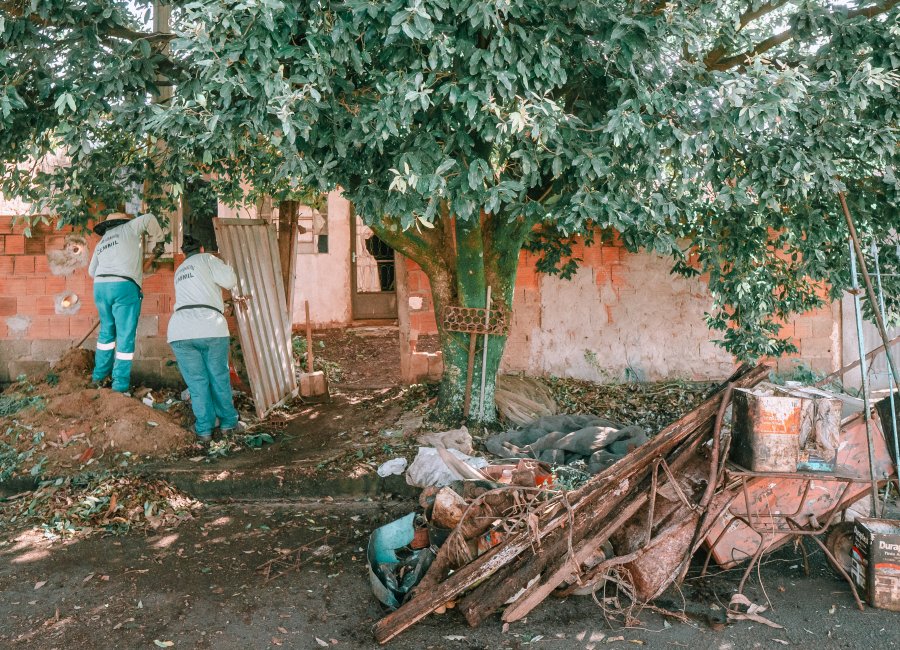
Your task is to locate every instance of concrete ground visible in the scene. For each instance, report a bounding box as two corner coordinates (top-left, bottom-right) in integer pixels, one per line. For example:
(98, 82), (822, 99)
(1, 498), (898, 650)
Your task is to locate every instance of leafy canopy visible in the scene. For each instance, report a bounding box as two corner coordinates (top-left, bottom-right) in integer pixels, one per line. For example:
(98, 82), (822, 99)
(2, 0), (899, 359)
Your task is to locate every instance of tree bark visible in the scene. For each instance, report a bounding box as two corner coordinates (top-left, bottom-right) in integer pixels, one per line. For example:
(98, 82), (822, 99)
(369, 208), (533, 424)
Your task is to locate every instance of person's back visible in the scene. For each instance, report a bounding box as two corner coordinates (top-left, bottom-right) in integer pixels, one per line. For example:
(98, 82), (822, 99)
(167, 239), (242, 443)
(88, 211), (164, 392)
(167, 252), (236, 343)
(90, 213), (163, 287)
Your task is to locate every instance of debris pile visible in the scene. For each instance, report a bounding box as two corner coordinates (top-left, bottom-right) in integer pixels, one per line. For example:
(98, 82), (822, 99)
(1, 473), (201, 537)
(372, 364), (772, 643)
(0, 349), (192, 476)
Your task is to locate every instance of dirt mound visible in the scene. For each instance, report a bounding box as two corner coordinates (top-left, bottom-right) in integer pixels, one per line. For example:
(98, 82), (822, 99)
(48, 348), (94, 389)
(2, 348), (191, 475)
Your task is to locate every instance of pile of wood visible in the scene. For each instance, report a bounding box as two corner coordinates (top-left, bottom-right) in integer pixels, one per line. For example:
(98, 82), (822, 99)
(374, 364), (770, 643)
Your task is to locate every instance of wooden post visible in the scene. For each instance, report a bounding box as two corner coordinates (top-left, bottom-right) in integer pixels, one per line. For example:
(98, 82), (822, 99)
(278, 200), (298, 320)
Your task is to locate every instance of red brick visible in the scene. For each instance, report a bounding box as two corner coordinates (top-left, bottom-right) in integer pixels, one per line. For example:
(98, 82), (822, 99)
(0, 278), (27, 295)
(609, 266), (628, 288)
(141, 274), (168, 293)
(601, 246), (622, 264)
(48, 316), (71, 338)
(5, 235), (24, 254)
(45, 277), (66, 293)
(595, 267), (611, 286)
(24, 236), (46, 255)
(34, 256), (49, 273)
(0, 237), (4, 255)
(13, 255), (35, 275)
(0, 217), (12, 234)
(27, 318), (51, 338)
(25, 278), (46, 295)
(69, 317), (96, 339)
(0, 297), (16, 316)
(0, 256), (13, 274)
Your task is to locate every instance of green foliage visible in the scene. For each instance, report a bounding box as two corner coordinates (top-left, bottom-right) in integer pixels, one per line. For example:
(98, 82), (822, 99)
(2, 0), (900, 377)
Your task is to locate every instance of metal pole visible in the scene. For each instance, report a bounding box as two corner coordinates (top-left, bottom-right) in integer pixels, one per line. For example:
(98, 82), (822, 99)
(873, 243), (900, 493)
(850, 238), (881, 517)
(839, 192), (900, 390)
(478, 286), (492, 421)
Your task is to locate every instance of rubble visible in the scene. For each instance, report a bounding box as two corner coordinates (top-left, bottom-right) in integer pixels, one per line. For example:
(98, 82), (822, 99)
(373, 364), (772, 643)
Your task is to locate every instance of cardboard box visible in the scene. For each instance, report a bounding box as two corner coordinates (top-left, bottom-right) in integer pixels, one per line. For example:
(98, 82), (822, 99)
(851, 518), (900, 611)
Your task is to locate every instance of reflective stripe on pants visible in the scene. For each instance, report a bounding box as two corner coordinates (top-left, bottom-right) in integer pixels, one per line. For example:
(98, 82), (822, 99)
(91, 280), (142, 392)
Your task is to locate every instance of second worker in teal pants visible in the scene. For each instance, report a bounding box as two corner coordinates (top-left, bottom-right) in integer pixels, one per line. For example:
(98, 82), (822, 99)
(168, 236), (244, 442)
(88, 211), (164, 392)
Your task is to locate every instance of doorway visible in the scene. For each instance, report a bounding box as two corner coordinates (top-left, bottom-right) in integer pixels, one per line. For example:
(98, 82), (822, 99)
(350, 214), (398, 320)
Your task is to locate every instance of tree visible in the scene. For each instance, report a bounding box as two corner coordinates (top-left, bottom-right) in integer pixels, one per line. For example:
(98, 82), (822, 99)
(2, 0), (899, 423)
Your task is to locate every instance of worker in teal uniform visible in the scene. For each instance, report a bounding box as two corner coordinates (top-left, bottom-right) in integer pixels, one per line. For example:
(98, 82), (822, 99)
(88, 211), (164, 392)
(167, 235), (245, 442)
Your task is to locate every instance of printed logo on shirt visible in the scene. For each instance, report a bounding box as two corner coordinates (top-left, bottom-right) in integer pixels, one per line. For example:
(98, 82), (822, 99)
(96, 234), (120, 256)
(175, 265), (196, 285)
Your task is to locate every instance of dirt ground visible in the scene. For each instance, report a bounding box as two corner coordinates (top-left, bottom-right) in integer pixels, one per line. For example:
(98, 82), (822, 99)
(1, 499), (898, 650)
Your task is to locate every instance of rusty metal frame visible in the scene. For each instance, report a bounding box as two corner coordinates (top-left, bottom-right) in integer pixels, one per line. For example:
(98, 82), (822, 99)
(214, 218), (298, 418)
(701, 466), (869, 610)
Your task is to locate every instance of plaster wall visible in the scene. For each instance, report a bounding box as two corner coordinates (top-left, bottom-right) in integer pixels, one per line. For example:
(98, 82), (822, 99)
(292, 192), (353, 328)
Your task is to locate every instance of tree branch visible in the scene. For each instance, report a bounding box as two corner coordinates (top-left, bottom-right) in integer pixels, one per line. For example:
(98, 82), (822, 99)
(706, 0), (900, 71)
(703, 0), (792, 68)
(0, 2), (175, 43)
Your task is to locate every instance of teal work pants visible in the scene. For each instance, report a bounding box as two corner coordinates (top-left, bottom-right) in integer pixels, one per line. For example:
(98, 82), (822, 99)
(92, 281), (142, 392)
(170, 337), (239, 436)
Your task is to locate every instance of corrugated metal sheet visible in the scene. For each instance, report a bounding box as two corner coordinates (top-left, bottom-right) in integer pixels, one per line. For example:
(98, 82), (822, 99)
(214, 218), (297, 418)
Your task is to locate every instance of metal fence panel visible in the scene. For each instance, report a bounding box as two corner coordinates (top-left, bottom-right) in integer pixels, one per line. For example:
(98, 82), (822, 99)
(214, 218), (297, 418)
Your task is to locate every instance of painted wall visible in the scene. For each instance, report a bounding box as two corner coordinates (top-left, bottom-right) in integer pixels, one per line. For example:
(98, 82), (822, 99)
(401, 235), (843, 383)
(292, 192), (352, 328)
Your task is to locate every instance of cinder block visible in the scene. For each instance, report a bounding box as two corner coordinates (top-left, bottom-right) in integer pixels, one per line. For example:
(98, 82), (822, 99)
(31, 339), (76, 364)
(1, 340), (32, 360)
(811, 317), (836, 338)
(137, 336), (175, 360)
(130, 359), (162, 385)
(8, 359), (50, 381)
(135, 315), (159, 338)
(158, 360), (185, 388)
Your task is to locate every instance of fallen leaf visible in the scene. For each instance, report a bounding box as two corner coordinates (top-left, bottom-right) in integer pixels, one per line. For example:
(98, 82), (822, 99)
(78, 447), (94, 463)
(607, 637), (625, 643)
(271, 638), (283, 647)
(772, 640), (789, 646)
(829, 604), (836, 615)
(315, 638), (328, 647)
(727, 594), (783, 629)
(82, 573), (95, 584)
(112, 617), (135, 630)
(153, 642), (174, 648)
(444, 636), (467, 641)
(188, 456), (205, 462)
(34, 581), (47, 590)
(277, 626), (288, 634)
(106, 493), (118, 516)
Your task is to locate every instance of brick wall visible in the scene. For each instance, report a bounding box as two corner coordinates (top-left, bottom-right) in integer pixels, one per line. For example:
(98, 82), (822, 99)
(401, 232), (843, 383)
(0, 216), (184, 386)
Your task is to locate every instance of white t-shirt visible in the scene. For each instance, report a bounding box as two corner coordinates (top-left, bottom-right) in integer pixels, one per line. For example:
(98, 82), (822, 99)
(167, 253), (238, 343)
(88, 213), (164, 287)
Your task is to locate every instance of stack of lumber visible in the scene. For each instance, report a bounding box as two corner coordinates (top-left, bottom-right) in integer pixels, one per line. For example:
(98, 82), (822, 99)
(374, 364), (770, 644)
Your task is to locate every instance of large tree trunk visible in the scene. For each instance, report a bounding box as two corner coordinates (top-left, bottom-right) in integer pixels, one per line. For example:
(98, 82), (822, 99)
(372, 207), (532, 424)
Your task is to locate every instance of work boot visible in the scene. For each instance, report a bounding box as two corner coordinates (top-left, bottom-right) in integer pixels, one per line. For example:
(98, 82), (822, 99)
(220, 421), (247, 435)
(192, 425), (213, 444)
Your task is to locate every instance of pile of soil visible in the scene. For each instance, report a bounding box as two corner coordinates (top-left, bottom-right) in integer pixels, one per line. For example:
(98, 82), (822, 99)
(3, 349), (191, 475)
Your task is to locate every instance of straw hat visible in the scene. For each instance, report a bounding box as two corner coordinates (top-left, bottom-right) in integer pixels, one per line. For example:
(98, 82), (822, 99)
(93, 211), (133, 236)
